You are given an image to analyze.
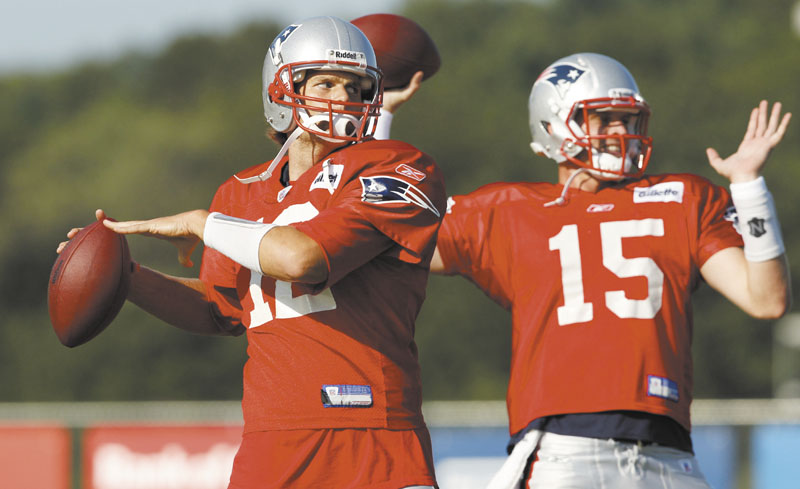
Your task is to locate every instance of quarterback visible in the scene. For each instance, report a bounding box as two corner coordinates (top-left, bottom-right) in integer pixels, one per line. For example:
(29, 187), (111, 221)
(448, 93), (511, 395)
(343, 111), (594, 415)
(83, 16), (444, 489)
(431, 53), (791, 488)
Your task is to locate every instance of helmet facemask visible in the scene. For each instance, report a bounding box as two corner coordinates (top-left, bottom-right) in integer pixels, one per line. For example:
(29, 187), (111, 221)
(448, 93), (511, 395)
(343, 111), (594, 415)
(268, 61), (383, 143)
(562, 97), (653, 180)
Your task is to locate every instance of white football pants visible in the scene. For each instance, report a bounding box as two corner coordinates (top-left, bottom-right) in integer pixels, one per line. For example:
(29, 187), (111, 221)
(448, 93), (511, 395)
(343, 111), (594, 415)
(524, 432), (712, 489)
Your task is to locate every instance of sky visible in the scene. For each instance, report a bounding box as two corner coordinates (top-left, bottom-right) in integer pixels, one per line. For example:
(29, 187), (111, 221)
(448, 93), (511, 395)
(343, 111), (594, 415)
(0, 0), (404, 75)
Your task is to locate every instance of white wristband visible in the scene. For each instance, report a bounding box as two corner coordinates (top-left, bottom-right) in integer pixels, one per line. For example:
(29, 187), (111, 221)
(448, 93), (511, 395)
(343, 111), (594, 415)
(203, 212), (276, 273)
(729, 176), (785, 262)
(373, 110), (394, 140)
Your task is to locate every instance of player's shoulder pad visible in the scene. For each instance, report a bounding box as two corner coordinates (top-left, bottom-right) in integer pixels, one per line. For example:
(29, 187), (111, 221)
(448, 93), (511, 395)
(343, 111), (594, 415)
(338, 139), (441, 184)
(340, 139), (445, 218)
(345, 138), (435, 169)
(628, 172), (725, 205)
(637, 172), (721, 193)
(450, 181), (555, 211)
(641, 172), (714, 186)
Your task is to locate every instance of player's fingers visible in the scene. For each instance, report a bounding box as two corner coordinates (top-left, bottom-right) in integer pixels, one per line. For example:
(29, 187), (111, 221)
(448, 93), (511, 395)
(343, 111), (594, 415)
(103, 219), (151, 234)
(743, 107), (758, 141)
(178, 253), (194, 268)
(409, 70), (424, 87)
(66, 227), (81, 239)
(176, 238), (199, 268)
(766, 102), (783, 133)
(178, 250), (195, 268)
(398, 71), (423, 98)
(755, 100), (769, 136)
(769, 112), (792, 146)
(95, 209), (107, 221)
(57, 241), (68, 254)
(777, 112), (792, 136)
(705, 147), (722, 166)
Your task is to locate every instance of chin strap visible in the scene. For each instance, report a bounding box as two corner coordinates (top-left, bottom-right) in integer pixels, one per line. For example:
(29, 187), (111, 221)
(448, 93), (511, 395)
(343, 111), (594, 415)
(235, 126), (304, 184)
(544, 168), (588, 207)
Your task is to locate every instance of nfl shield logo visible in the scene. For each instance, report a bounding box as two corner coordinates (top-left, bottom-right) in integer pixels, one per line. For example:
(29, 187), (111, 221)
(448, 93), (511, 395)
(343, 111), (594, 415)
(747, 217), (767, 237)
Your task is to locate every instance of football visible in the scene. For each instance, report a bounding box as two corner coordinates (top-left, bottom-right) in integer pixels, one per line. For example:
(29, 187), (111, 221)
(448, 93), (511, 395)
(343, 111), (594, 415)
(351, 13), (441, 89)
(48, 219), (131, 347)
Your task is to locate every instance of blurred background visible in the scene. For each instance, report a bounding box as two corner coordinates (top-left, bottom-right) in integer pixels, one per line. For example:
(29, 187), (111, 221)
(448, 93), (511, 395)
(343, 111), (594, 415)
(1, 0), (800, 487)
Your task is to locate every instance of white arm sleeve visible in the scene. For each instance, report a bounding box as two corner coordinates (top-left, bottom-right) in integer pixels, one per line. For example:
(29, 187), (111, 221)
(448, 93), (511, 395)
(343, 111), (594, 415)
(373, 110), (394, 140)
(729, 176), (785, 262)
(203, 212), (276, 273)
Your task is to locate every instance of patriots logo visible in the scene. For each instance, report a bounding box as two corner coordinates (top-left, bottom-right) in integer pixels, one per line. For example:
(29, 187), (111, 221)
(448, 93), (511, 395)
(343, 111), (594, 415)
(269, 24), (300, 66)
(537, 63), (586, 99)
(360, 176), (440, 217)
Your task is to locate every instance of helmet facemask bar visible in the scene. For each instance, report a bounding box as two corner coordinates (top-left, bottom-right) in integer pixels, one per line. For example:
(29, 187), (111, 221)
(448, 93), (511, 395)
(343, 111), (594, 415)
(268, 61), (383, 143)
(561, 96), (653, 179)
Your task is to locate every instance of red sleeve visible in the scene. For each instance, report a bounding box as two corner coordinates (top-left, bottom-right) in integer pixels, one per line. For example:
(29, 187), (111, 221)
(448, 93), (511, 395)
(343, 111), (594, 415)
(690, 176), (744, 267)
(198, 179), (246, 334)
(293, 141), (446, 290)
(435, 187), (514, 309)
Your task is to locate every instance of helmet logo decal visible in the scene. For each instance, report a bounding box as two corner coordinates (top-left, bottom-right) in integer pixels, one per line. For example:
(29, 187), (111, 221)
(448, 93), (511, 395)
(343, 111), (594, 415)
(537, 64), (586, 99)
(326, 49), (367, 68)
(269, 24), (300, 67)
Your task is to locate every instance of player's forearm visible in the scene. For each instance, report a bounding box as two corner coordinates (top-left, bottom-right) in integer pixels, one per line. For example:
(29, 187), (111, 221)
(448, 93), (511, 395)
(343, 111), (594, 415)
(744, 255), (792, 319)
(258, 226), (328, 283)
(203, 213), (328, 284)
(729, 176), (791, 318)
(127, 265), (239, 335)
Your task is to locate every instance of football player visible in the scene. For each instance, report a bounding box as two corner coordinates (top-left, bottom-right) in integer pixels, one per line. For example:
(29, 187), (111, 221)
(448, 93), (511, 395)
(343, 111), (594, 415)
(430, 53), (791, 488)
(70, 16), (444, 489)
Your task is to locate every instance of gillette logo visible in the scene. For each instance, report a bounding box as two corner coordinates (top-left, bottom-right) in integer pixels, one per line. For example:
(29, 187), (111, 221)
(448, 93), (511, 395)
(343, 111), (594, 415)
(633, 182), (684, 204)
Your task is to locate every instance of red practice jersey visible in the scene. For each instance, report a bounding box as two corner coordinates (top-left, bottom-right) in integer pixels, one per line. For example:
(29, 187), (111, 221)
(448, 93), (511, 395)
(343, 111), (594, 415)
(436, 173), (743, 434)
(199, 139), (446, 433)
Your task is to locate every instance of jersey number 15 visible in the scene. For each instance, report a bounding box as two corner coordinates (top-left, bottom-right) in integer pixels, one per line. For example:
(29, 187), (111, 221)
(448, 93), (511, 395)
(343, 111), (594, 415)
(549, 218), (664, 326)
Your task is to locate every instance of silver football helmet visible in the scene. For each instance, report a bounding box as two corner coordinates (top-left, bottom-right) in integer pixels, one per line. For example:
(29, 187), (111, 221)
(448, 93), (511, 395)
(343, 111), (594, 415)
(529, 53), (653, 180)
(262, 16), (383, 143)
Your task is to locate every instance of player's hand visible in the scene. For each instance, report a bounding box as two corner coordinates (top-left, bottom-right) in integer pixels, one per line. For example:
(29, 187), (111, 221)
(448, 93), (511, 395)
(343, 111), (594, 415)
(103, 209), (209, 267)
(706, 100), (791, 183)
(381, 71), (424, 114)
(56, 209), (109, 254)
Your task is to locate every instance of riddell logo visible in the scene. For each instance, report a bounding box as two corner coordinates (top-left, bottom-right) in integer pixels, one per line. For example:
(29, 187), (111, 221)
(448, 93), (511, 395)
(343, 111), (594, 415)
(333, 50), (357, 60)
(329, 49), (364, 61)
(326, 49), (366, 67)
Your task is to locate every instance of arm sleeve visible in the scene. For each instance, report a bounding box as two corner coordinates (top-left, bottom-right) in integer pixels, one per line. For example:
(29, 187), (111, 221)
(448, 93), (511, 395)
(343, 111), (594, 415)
(293, 160), (445, 291)
(435, 193), (513, 309)
(694, 179), (745, 267)
(373, 110), (394, 140)
(198, 184), (246, 334)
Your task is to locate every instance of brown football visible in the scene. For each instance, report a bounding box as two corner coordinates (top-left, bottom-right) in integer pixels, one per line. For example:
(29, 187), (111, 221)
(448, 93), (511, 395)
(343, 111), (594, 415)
(352, 13), (441, 89)
(48, 220), (131, 347)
